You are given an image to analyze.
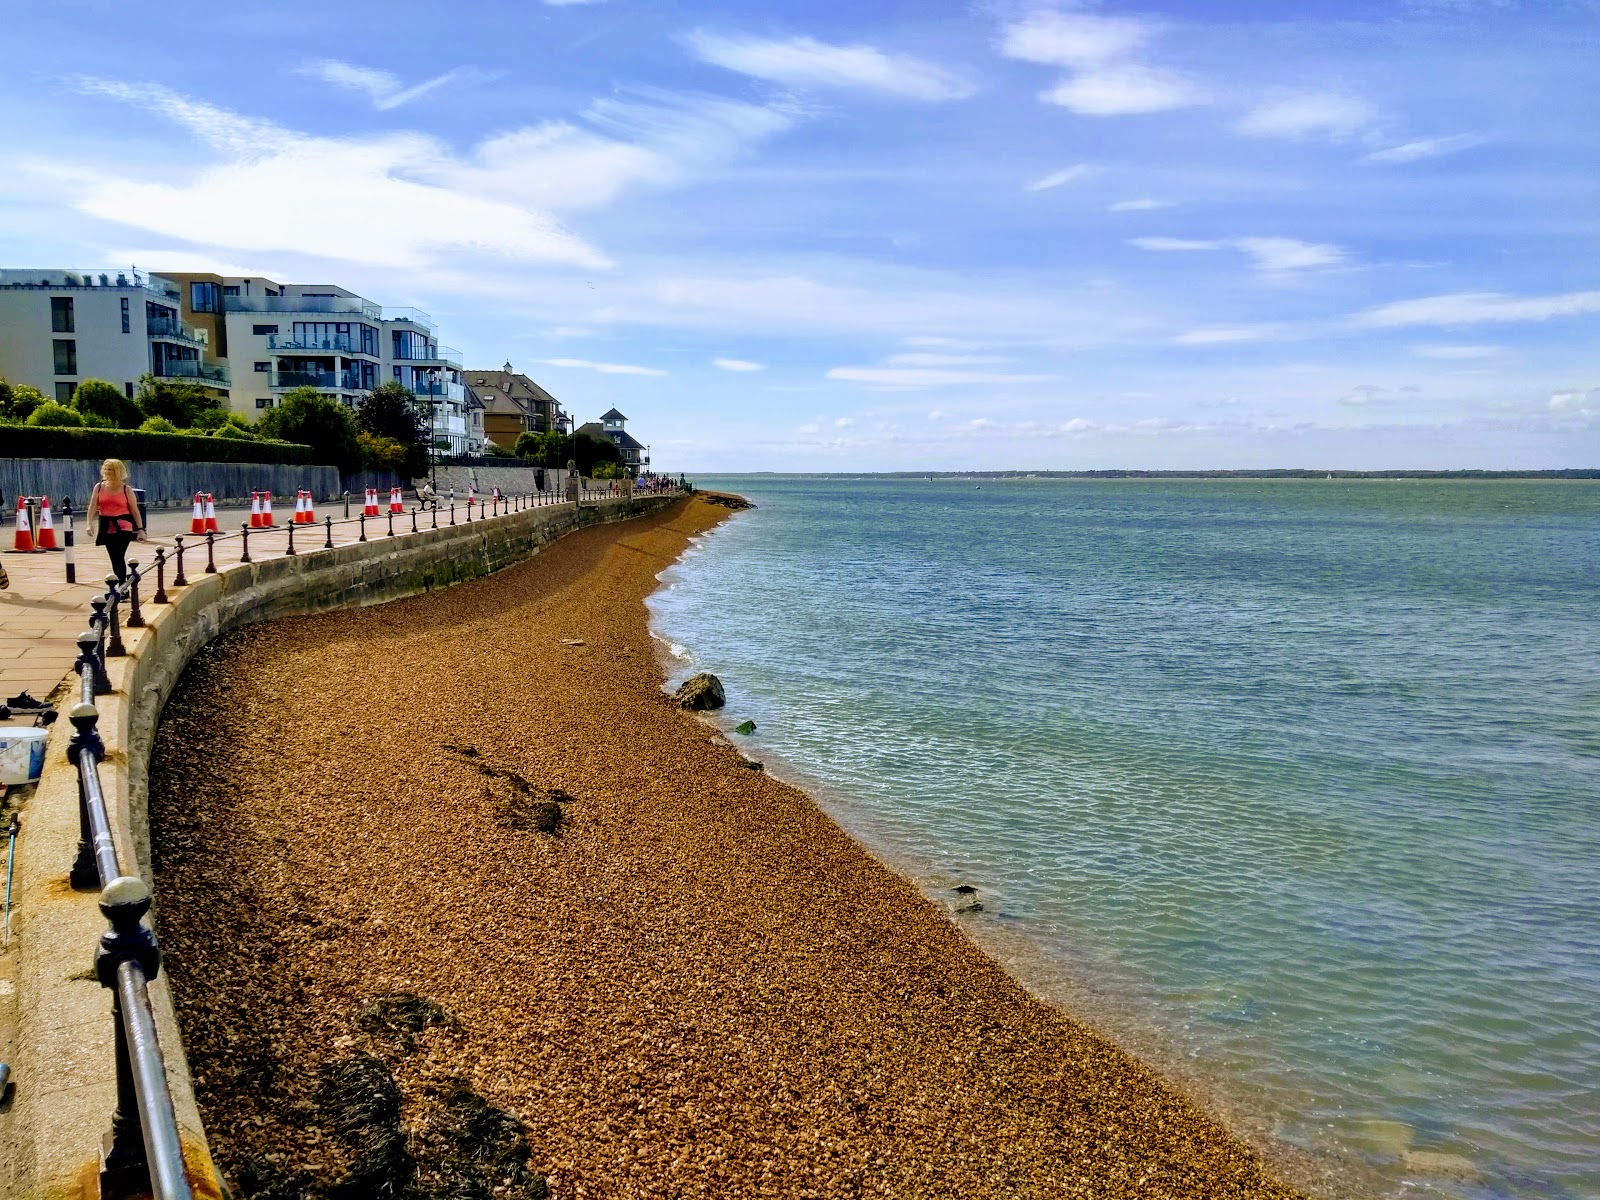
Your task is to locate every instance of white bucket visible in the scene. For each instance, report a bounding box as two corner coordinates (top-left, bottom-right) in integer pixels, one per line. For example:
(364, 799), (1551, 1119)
(0, 727), (49, 786)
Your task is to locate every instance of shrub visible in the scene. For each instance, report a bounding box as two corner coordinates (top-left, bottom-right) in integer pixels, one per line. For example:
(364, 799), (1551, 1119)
(214, 423), (259, 441)
(26, 401), (84, 427)
(355, 381), (430, 478)
(516, 430), (569, 467)
(73, 378), (143, 429)
(572, 431), (622, 475)
(258, 388), (361, 472)
(6, 385), (47, 422)
(139, 416), (180, 434)
(136, 375), (221, 428)
(79, 411), (118, 429)
(357, 430), (408, 472)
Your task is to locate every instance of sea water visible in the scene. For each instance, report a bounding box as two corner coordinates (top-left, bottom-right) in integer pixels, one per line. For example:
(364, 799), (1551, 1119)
(648, 477), (1600, 1199)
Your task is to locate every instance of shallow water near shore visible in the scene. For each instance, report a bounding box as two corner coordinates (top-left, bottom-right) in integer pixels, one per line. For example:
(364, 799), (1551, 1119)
(649, 477), (1600, 1199)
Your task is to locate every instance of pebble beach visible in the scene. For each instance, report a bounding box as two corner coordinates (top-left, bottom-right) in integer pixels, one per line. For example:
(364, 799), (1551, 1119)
(148, 494), (1308, 1199)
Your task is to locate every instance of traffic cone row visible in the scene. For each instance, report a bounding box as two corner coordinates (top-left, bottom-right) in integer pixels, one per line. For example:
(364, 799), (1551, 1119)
(250, 491), (276, 528)
(11, 497), (32, 552)
(388, 486), (404, 514)
(293, 489), (317, 524)
(364, 487), (380, 517)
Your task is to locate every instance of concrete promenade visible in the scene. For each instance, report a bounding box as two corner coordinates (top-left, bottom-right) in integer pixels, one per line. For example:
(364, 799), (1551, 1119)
(0, 486), (680, 1199)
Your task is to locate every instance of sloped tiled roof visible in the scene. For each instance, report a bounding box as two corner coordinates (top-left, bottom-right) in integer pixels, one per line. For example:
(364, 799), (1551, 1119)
(600, 407), (627, 421)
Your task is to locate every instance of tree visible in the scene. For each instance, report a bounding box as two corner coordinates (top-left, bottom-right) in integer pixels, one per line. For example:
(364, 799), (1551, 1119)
(355, 380), (430, 479)
(571, 431), (623, 475)
(516, 429), (570, 467)
(258, 388), (360, 472)
(138, 416), (180, 434)
(136, 374), (221, 428)
(357, 431), (408, 472)
(5, 385), (47, 423)
(73, 378), (143, 429)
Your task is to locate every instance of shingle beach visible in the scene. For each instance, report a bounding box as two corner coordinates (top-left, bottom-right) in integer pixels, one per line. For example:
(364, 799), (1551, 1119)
(149, 494), (1309, 1199)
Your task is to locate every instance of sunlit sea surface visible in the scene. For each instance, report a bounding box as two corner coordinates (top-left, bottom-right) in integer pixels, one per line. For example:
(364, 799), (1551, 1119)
(647, 477), (1600, 1199)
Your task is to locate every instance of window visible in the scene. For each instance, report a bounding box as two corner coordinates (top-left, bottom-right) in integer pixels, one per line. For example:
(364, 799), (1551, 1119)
(254, 361), (271, 373)
(50, 297), (74, 333)
(190, 281), (220, 313)
(223, 285), (240, 297)
(253, 324), (279, 336)
(394, 366), (402, 378)
(52, 339), (77, 375)
(55, 382), (76, 402)
(121, 297), (130, 334)
(256, 397), (272, 409)
(391, 329), (435, 360)
(124, 382), (134, 399)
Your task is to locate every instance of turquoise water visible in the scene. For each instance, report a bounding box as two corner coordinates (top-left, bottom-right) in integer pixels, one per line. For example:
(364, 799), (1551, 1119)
(648, 477), (1600, 1199)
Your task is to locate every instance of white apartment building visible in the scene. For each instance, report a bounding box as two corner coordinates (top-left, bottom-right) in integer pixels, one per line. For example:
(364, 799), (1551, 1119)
(163, 273), (476, 455)
(0, 268), (229, 403)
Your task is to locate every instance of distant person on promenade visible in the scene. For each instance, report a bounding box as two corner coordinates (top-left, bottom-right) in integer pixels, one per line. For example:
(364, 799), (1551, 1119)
(84, 458), (145, 582)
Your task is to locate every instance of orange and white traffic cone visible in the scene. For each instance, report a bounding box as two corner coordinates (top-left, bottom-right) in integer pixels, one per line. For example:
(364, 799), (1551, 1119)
(303, 490), (316, 524)
(204, 493), (219, 532)
(293, 490), (306, 524)
(249, 491), (263, 528)
(191, 492), (206, 534)
(11, 498), (33, 553)
(35, 496), (58, 551)
(364, 487), (380, 517)
(389, 486), (403, 514)
(260, 492), (275, 527)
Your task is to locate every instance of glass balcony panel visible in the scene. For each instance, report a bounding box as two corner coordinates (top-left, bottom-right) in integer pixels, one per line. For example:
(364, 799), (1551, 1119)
(153, 359), (229, 385)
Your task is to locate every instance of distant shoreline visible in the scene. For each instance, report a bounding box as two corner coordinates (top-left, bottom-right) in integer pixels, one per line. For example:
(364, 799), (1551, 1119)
(710, 469), (1599, 480)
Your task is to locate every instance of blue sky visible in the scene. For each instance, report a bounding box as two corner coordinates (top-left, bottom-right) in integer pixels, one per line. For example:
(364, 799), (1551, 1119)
(3, 0), (1597, 471)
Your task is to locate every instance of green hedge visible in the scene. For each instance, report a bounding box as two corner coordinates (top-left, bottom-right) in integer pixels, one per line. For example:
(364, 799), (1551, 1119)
(2, 424), (315, 465)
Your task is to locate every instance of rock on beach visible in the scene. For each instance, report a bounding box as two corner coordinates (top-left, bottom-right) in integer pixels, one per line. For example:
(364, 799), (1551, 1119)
(674, 671), (725, 710)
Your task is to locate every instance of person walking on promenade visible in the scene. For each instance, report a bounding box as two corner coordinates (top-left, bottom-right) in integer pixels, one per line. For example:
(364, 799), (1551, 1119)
(84, 458), (145, 582)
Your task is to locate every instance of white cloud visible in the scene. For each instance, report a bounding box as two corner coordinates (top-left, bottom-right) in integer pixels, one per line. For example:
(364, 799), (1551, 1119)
(1109, 198), (1174, 212)
(713, 357), (764, 371)
(1131, 236), (1344, 272)
(826, 366), (1056, 388)
(1409, 343), (1504, 360)
(1026, 163), (1097, 192)
(1548, 389), (1597, 417)
(296, 60), (475, 110)
(999, 10), (1203, 116)
(1233, 236), (1344, 272)
(1363, 133), (1486, 164)
(686, 32), (974, 101)
(1173, 325), (1282, 346)
(1356, 290), (1600, 327)
(1130, 236), (1221, 252)
(999, 11), (1150, 66)
(834, 416), (856, 427)
(885, 353), (1011, 367)
(1042, 65), (1204, 115)
(1237, 93), (1377, 140)
(539, 357), (667, 376)
(55, 81), (793, 275)
(1339, 384), (1384, 407)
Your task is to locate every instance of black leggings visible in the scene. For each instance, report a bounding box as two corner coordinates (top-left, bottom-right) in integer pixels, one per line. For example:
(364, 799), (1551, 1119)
(99, 525), (134, 582)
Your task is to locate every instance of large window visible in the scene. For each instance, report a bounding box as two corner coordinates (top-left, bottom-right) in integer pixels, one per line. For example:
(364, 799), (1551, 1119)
(55, 382), (75, 403)
(50, 296), (74, 332)
(253, 324), (279, 336)
(292, 321), (375, 352)
(121, 297), (130, 334)
(391, 329), (435, 360)
(53, 339), (77, 375)
(190, 281), (220, 313)
(254, 361), (271, 373)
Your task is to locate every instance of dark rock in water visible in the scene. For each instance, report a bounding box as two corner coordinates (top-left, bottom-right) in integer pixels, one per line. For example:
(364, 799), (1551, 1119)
(740, 759), (765, 772)
(953, 885), (984, 914)
(675, 673), (726, 711)
(699, 491), (755, 510)
(734, 720), (757, 735)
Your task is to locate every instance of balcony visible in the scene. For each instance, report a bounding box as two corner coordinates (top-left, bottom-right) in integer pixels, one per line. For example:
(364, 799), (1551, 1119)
(0, 269), (180, 302)
(152, 358), (229, 385)
(412, 379), (465, 402)
(268, 332), (377, 356)
(385, 306), (435, 332)
(271, 368), (365, 392)
(226, 294), (383, 320)
(392, 345), (462, 369)
(147, 316), (206, 346)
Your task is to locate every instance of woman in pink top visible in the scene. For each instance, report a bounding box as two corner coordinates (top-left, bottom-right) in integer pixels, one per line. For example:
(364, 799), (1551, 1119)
(84, 458), (145, 582)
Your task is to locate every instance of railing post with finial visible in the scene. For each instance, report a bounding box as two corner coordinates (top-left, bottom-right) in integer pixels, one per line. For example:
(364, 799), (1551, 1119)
(67, 694), (104, 889)
(152, 549), (168, 605)
(324, 515), (334, 549)
(204, 531), (216, 574)
(104, 577), (126, 658)
(285, 519), (296, 556)
(387, 510), (395, 537)
(125, 562), (144, 628)
(172, 536), (187, 587)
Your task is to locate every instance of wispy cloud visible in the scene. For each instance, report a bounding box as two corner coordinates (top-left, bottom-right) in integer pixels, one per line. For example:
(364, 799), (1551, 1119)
(1109, 198), (1174, 212)
(1338, 383), (1385, 407)
(713, 357), (764, 371)
(1026, 163), (1097, 191)
(540, 357), (667, 376)
(1409, 343), (1505, 359)
(1237, 92), (1377, 140)
(998, 10), (1205, 116)
(1131, 235), (1345, 272)
(1356, 290), (1600, 327)
(885, 353), (1012, 367)
(296, 60), (479, 110)
(1549, 389), (1597, 419)
(686, 31), (974, 101)
(827, 364), (1055, 388)
(1173, 325), (1284, 346)
(1363, 132), (1486, 164)
(53, 81), (793, 274)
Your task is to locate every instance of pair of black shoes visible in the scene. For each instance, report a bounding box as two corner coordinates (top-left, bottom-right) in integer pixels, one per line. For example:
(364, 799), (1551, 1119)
(1, 692), (56, 727)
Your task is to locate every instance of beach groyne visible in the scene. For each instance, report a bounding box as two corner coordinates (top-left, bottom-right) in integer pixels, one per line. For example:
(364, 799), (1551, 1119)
(5, 492), (678, 1199)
